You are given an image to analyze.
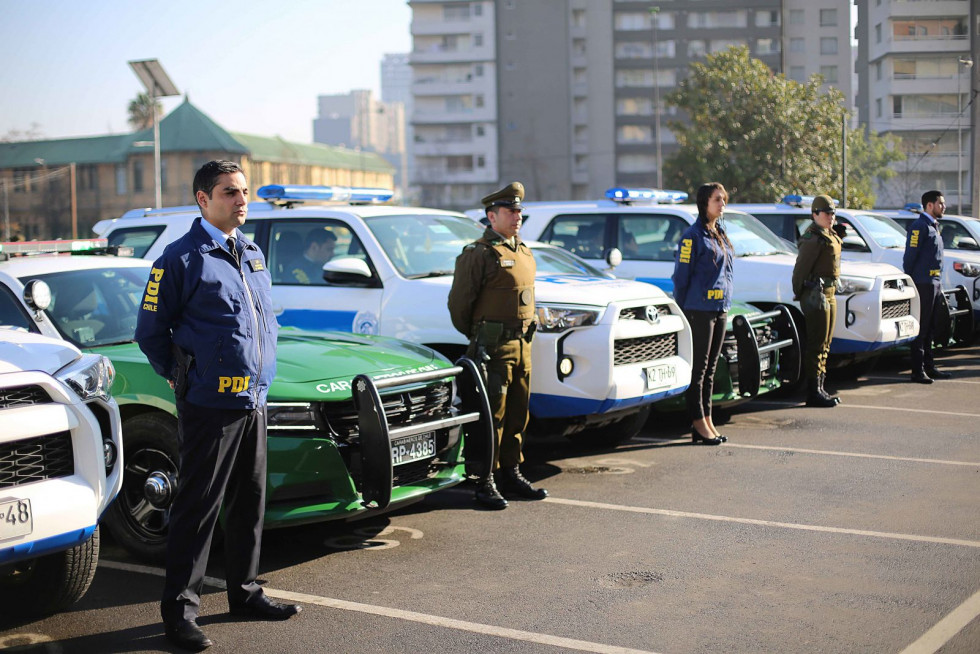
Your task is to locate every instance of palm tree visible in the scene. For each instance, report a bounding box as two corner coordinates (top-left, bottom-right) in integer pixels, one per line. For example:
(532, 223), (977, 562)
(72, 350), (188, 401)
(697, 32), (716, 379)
(127, 93), (162, 130)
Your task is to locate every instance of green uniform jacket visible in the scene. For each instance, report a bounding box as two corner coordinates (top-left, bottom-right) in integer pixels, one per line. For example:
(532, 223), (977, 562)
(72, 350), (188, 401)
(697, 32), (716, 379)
(792, 222), (842, 300)
(448, 227), (536, 338)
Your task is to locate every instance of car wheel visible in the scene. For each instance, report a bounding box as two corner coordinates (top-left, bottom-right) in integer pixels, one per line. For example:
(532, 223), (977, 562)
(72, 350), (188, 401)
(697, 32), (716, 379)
(105, 412), (179, 561)
(0, 526), (99, 617)
(566, 405), (652, 447)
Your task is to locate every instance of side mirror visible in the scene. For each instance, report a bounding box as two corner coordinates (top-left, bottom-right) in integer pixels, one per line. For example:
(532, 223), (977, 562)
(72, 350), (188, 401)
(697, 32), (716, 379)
(323, 257), (377, 287)
(23, 279), (52, 312)
(956, 237), (980, 251)
(605, 247), (623, 269)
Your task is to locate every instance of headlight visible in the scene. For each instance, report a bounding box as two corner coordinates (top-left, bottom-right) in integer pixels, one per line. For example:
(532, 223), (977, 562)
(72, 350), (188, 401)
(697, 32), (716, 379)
(953, 261), (980, 278)
(836, 275), (875, 295)
(57, 354), (114, 402)
(534, 305), (601, 332)
(267, 402), (318, 431)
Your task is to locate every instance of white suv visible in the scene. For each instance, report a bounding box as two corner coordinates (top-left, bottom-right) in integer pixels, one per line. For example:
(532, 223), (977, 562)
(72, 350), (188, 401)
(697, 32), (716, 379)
(94, 186), (694, 444)
(518, 188), (921, 366)
(0, 329), (122, 616)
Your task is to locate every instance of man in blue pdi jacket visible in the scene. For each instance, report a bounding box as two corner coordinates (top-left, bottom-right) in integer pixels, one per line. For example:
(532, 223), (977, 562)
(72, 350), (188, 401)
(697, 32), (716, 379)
(903, 189), (953, 384)
(135, 160), (300, 652)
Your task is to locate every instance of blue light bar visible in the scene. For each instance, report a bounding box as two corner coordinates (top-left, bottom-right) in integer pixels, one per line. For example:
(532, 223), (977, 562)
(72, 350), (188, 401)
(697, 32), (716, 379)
(903, 202), (923, 212)
(605, 187), (688, 203)
(782, 195), (839, 207)
(257, 185), (394, 204)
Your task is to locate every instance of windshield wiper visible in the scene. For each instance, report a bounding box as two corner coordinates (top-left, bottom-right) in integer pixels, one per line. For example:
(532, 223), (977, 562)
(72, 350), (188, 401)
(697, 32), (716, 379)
(406, 270), (455, 279)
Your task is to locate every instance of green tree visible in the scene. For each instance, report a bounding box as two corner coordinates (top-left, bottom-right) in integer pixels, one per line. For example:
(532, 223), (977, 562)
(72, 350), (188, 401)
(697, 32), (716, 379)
(127, 92), (162, 130)
(664, 46), (903, 208)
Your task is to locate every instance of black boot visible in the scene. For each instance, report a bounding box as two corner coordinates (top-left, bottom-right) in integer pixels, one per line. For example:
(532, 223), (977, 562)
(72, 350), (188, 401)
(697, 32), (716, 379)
(474, 475), (508, 510)
(497, 466), (548, 500)
(806, 378), (836, 407)
(818, 373), (840, 404)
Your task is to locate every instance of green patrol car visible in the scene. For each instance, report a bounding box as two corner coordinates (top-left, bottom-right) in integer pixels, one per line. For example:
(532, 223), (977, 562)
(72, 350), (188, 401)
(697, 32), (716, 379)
(0, 239), (492, 560)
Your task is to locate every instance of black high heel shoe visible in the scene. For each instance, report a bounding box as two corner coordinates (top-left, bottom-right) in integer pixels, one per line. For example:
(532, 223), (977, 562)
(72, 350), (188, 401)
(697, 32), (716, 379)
(691, 427), (725, 445)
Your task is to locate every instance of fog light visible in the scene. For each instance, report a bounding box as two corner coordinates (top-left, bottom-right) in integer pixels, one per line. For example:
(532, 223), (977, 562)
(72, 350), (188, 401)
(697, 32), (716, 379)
(846, 310), (856, 327)
(103, 440), (118, 472)
(559, 357), (574, 376)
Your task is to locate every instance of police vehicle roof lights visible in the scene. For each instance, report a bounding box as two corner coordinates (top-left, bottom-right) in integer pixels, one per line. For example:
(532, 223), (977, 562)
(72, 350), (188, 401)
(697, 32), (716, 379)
(257, 185), (394, 205)
(782, 194), (840, 208)
(0, 238), (132, 260)
(605, 187), (688, 204)
(903, 202), (923, 213)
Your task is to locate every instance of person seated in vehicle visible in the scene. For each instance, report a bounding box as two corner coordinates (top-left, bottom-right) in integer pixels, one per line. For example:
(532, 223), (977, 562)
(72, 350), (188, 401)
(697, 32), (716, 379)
(288, 229), (337, 284)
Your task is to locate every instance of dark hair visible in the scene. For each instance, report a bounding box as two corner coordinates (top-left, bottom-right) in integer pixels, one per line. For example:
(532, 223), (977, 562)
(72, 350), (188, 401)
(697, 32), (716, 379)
(921, 189), (943, 207)
(695, 182), (733, 252)
(308, 229), (337, 246)
(193, 160), (245, 208)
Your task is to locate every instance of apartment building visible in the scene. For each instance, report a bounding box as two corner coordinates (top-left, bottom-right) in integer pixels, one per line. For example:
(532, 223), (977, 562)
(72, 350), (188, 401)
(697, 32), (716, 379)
(409, 1), (854, 209)
(856, 0), (977, 212)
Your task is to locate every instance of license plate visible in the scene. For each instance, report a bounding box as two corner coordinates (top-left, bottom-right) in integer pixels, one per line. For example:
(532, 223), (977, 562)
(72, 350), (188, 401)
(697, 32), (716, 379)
(759, 353), (772, 372)
(897, 318), (914, 338)
(645, 363), (676, 390)
(0, 499), (32, 541)
(391, 432), (436, 466)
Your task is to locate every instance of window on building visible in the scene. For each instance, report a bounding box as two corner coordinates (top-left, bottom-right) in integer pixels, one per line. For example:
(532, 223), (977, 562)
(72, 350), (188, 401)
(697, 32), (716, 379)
(133, 159), (144, 193)
(755, 10), (779, 28)
(687, 10), (747, 29)
(757, 38), (780, 55)
(572, 39), (587, 56)
(474, 64), (484, 77)
(115, 164), (127, 195)
(443, 4), (470, 21)
(617, 154), (657, 173)
(688, 40), (707, 57)
(615, 12), (648, 30)
(875, 23), (881, 43)
(474, 94), (484, 108)
(571, 9), (586, 28)
(790, 38), (805, 54)
(474, 33), (484, 46)
(893, 94), (959, 117)
(876, 61), (883, 80)
(790, 66), (806, 82)
(710, 39), (746, 54)
(820, 65), (838, 83)
(159, 158), (167, 190)
(475, 125), (485, 137)
(893, 18), (968, 40)
(819, 9), (837, 27)
(617, 98), (654, 116)
(789, 10), (805, 25)
(820, 37), (838, 55)
(876, 98), (882, 118)
(615, 69), (654, 88)
(616, 42), (652, 59)
(617, 125), (653, 144)
(477, 156), (485, 168)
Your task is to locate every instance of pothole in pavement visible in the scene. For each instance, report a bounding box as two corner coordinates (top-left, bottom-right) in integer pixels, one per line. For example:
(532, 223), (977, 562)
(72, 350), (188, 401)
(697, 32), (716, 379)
(599, 571), (665, 589)
(562, 465), (633, 475)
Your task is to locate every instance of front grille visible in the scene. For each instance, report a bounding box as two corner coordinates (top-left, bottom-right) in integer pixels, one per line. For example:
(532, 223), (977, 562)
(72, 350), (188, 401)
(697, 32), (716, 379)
(0, 385), (50, 409)
(393, 459), (435, 487)
(723, 321), (780, 389)
(618, 305), (672, 322)
(614, 332), (678, 365)
(319, 381), (453, 442)
(882, 299), (911, 319)
(0, 432), (74, 488)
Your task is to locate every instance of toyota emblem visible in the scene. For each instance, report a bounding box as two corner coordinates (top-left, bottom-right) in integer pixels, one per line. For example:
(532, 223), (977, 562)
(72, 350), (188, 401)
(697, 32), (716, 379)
(644, 305), (660, 324)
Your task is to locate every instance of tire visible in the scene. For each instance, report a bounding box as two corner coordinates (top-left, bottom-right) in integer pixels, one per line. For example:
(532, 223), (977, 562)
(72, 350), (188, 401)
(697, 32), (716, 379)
(566, 405), (652, 447)
(104, 412), (179, 561)
(0, 526), (99, 617)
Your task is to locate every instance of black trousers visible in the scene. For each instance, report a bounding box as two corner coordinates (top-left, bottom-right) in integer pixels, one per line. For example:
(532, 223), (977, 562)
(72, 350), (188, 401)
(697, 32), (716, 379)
(161, 400), (267, 624)
(684, 310), (728, 421)
(910, 280), (941, 375)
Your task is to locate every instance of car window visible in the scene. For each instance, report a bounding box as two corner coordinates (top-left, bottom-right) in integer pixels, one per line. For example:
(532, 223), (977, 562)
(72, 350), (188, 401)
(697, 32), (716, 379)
(105, 226), (165, 258)
(854, 212), (906, 249)
(531, 246), (613, 278)
(939, 221), (978, 250)
(266, 220), (365, 285)
(364, 213), (482, 278)
(538, 215), (608, 260)
(718, 211), (795, 256)
(0, 286), (34, 331)
(22, 267), (147, 347)
(834, 217), (870, 251)
(617, 214), (690, 261)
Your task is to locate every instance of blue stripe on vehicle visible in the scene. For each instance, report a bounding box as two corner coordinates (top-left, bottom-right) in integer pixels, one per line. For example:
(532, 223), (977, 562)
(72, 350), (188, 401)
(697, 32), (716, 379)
(0, 525), (96, 565)
(529, 385), (687, 419)
(278, 309), (357, 331)
(635, 277), (674, 293)
(830, 336), (915, 354)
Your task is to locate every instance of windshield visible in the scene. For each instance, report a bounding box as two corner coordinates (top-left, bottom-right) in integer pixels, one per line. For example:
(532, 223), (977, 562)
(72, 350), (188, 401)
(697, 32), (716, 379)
(722, 211), (795, 256)
(531, 245), (614, 278)
(21, 266), (148, 348)
(852, 212), (907, 248)
(364, 213), (484, 278)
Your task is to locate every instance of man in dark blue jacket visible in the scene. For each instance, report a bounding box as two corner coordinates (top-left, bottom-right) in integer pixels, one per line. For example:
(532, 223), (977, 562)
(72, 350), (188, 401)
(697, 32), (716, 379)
(903, 189), (952, 384)
(135, 160), (300, 651)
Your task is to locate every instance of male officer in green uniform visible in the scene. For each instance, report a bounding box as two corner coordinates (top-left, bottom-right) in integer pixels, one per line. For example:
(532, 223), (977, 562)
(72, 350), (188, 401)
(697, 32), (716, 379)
(448, 182), (547, 510)
(792, 194), (843, 408)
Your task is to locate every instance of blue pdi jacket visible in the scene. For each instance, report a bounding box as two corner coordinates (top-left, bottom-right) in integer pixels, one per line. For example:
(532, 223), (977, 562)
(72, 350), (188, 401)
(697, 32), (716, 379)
(672, 221), (735, 312)
(135, 218), (279, 409)
(902, 213), (943, 286)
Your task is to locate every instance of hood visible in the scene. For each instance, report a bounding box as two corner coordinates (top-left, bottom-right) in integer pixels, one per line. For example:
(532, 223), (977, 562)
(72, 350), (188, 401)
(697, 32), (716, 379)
(273, 329), (449, 385)
(839, 261), (904, 277)
(0, 328), (82, 375)
(534, 275), (669, 306)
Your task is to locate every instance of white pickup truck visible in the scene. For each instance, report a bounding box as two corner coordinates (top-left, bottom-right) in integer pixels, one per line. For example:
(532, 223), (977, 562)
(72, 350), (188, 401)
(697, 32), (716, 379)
(0, 329), (122, 616)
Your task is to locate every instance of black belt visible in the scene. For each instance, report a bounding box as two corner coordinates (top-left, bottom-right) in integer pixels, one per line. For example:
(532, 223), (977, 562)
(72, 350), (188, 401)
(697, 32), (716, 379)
(501, 326), (528, 341)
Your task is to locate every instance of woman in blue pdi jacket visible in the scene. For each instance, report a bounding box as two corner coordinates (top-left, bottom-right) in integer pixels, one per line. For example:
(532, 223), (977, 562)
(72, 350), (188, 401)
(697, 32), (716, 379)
(672, 182), (735, 445)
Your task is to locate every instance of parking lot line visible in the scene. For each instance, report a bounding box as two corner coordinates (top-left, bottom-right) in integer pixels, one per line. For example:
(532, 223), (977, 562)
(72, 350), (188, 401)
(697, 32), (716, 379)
(542, 497), (980, 549)
(750, 400), (980, 418)
(101, 560), (661, 654)
(865, 375), (980, 386)
(632, 438), (980, 467)
(898, 587), (980, 654)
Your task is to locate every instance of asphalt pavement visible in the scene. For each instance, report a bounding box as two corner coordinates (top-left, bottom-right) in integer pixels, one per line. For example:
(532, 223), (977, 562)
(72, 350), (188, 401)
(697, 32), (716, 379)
(2, 346), (978, 654)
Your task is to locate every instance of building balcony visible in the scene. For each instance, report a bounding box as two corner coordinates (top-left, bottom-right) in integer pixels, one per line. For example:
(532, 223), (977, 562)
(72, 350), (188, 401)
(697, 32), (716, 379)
(412, 166), (496, 185)
(412, 76), (489, 96)
(412, 107), (496, 124)
(412, 139), (490, 157)
(411, 16), (493, 37)
(885, 113), (967, 132)
(409, 44), (495, 64)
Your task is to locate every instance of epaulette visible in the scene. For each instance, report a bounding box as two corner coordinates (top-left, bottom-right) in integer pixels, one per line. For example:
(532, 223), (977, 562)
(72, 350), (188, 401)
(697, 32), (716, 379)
(802, 231), (813, 240)
(463, 243), (478, 251)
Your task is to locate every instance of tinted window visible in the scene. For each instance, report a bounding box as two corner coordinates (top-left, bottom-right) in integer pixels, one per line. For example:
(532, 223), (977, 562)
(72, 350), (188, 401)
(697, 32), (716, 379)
(265, 220), (364, 285)
(105, 226), (165, 258)
(531, 245), (613, 278)
(364, 213), (482, 278)
(618, 214), (691, 261)
(539, 215), (609, 259)
(853, 212), (906, 248)
(0, 286), (33, 331)
(939, 221), (978, 250)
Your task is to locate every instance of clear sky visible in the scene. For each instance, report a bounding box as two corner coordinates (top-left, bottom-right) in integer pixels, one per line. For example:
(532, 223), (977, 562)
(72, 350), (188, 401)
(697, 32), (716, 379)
(0, 0), (412, 143)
